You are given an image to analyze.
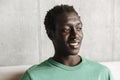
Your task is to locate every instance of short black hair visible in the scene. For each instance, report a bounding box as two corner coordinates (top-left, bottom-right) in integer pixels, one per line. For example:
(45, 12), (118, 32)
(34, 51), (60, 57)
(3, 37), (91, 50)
(44, 4), (78, 38)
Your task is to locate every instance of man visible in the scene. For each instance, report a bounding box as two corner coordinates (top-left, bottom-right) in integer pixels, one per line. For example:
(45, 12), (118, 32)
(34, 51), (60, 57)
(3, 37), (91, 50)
(20, 4), (113, 80)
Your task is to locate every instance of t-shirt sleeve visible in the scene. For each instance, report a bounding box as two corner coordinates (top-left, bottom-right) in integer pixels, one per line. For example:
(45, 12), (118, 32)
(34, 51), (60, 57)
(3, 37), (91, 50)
(104, 67), (113, 80)
(20, 71), (31, 80)
(108, 70), (114, 80)
(99, 67), (114, 80)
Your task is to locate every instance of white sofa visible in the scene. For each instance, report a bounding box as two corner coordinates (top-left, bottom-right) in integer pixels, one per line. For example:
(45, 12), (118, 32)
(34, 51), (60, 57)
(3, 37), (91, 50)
(0, 62), (120, 80)
(0, 65), (31, 80)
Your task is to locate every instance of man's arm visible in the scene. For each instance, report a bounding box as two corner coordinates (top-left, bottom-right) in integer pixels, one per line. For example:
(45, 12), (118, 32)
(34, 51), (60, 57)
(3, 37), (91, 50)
(20, 71), (31, 80)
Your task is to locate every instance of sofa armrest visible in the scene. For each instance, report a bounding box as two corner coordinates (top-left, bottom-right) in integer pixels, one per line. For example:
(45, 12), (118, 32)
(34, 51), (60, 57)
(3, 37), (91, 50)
(0, 65), (31, 80)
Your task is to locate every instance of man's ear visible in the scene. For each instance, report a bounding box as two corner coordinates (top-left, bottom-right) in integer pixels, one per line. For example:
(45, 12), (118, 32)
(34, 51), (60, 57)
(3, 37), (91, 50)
(47, 30), (55, 40)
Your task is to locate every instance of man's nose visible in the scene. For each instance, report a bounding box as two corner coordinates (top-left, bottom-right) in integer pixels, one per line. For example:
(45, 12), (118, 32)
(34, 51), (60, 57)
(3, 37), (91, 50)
(70, 28), (78, 39)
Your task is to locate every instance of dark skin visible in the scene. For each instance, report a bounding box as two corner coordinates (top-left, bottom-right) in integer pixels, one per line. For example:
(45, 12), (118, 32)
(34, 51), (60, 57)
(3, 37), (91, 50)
(50, 12), (83, 66)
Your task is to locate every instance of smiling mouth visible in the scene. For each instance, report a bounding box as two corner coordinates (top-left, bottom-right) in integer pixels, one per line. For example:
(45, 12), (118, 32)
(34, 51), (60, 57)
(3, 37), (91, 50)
(68, 42), (80, 49)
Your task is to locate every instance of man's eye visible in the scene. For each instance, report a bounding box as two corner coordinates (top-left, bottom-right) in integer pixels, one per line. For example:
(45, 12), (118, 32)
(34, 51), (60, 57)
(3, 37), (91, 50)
(64, 28), (71, 32)
(76, 27), (82, 31)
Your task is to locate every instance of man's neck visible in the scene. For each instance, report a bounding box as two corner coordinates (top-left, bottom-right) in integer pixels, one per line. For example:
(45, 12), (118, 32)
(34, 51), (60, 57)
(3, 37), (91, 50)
(52, 54), (81, 66)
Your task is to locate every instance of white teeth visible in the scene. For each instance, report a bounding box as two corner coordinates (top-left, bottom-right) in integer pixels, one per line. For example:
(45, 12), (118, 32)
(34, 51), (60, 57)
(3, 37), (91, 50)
(69, 42), (78, 46)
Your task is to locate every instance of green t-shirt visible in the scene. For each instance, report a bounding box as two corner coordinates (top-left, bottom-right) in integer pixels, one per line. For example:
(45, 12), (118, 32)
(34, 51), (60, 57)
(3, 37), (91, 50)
(20, 57), (113, 80)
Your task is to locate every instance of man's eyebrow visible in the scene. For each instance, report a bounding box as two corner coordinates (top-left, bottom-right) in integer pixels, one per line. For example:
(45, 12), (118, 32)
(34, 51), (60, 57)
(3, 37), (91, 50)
(64, 22), (82, 28)
(75, 22), (83, 28)
(76, 22), (82, 25)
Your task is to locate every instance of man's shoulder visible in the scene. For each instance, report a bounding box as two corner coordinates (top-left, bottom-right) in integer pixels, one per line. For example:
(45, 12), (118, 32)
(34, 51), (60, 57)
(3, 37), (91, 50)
(82, 57), (113, 80)
(83, 57), (110, 71)
(20, 59), (53, 80)
(27, 58), (52, 74)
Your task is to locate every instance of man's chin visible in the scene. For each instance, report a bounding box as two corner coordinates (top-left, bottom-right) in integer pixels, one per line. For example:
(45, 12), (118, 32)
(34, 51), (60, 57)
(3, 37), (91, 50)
(68, 49), (80, 55)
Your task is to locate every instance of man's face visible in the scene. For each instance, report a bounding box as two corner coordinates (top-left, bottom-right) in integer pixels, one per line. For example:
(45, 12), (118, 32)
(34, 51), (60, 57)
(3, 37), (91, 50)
(53, 12), (83, 56)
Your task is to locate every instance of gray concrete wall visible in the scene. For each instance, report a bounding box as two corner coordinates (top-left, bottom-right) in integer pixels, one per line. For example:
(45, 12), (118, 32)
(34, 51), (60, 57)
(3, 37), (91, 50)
(0, 0), (40, 66)
(114, 0), (120, 60)
(0, 0), (120, 66)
